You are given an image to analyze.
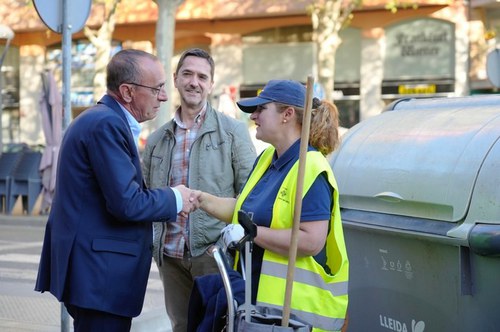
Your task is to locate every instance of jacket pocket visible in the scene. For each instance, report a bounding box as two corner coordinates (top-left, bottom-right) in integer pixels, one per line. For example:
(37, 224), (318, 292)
(92, 238), (140, 257)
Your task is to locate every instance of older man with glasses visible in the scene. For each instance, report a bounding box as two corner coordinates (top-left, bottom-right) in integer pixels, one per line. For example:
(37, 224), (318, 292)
(35, 49), (200, 332)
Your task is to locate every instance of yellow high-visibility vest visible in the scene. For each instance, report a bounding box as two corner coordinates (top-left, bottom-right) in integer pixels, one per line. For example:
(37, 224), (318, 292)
(232, 147), (349, 332)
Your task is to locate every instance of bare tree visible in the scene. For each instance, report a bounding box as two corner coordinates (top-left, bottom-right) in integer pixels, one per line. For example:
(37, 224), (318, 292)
(153, 0), (185, 128)
(83, 0), (121, 103)
(309, 0), (360, 102)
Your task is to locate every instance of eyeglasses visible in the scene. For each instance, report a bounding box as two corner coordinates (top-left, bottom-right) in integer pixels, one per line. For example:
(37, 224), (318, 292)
(126, 82), (164, 96)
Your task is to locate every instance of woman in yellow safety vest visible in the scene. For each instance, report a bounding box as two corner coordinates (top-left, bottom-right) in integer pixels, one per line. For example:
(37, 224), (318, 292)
(197, 79), (349, 332)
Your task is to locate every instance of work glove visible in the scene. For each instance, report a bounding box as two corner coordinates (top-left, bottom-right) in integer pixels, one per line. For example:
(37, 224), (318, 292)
(220, 224), (245, 249)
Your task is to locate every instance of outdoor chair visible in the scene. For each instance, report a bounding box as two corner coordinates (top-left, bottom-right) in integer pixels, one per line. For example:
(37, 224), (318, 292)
(6, 151), (42, 215)
(0, 151), (24, 213)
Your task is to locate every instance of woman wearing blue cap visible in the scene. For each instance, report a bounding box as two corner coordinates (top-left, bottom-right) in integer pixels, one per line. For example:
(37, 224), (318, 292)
(196, 79), (349, 332)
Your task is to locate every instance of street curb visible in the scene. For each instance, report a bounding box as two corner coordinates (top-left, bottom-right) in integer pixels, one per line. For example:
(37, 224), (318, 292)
(0, 214), (48, 227)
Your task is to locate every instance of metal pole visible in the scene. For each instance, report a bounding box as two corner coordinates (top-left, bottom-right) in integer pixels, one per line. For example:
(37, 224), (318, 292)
(0, 45), (6, 153)
(61, 0), (72, 130)
(60, 0), (71, 330)
(0, 26), (14, 154)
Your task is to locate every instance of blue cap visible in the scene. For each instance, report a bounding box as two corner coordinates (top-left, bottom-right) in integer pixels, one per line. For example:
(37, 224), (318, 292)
(237, 80), (306, 113)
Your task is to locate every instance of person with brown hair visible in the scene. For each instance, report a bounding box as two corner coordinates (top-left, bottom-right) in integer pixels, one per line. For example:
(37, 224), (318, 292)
(142, 48), (256, 332)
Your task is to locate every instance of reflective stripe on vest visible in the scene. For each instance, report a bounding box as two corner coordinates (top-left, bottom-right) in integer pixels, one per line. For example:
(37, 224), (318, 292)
(260, 260), (348, 296)
(258, 302), (346, 332)
(233, 147), (349, 332)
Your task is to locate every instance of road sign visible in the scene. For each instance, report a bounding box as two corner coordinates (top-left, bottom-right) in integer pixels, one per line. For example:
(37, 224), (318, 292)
(33, 0), (91, 34)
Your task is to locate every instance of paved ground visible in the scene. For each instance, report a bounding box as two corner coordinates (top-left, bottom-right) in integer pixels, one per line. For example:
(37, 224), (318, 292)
(0, 212), (172, 332)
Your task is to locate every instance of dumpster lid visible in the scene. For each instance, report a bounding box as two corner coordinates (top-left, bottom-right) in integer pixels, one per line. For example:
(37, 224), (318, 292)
(330, 96), (500, 222)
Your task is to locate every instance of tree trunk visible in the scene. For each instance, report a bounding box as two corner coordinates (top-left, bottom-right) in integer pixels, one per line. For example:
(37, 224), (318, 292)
(311, 0), (357, 102)
(83, 0), (121, 104)
(153, 0), (185, 129)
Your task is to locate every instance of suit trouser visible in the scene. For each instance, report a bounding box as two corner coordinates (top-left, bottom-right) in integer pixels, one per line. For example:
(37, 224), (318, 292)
(158, 250), (219, 332)
(65, 303), (132, 332)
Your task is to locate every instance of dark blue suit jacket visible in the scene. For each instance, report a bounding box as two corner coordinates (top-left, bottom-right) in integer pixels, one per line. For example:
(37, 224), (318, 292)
(35, 95), (178, 317)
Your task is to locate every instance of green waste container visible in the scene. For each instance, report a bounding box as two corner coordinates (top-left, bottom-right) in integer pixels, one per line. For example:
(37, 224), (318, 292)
(330, 95), (500, 332)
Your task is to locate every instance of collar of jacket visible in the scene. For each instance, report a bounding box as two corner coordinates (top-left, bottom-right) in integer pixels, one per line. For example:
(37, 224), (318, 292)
(97, 94), (128, 123)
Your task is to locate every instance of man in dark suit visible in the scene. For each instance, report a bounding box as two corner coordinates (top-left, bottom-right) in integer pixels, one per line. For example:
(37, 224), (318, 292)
(35, 49), (198, 332)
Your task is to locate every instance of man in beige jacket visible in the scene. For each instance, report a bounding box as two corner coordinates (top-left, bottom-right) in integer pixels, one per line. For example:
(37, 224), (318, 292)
(142, 48), (256, 332)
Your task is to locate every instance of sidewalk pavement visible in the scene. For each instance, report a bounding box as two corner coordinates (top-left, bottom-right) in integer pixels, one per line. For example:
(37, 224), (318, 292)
(0, 213), (172, 332)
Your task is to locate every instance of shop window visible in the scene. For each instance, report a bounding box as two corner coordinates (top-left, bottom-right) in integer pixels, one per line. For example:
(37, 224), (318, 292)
(335, 99), (360, 129)
(242, 25), (313, 44)
(383, 18), (455, 98)
(46, 40), (121, 107)
(0, 45), (20, 145)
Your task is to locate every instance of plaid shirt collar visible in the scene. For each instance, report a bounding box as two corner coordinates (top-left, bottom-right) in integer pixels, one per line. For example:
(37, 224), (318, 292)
(173, 102), (207, 129)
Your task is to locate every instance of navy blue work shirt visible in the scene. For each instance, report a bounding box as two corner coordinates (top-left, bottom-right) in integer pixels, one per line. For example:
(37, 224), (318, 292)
(239, 139), (333, 303)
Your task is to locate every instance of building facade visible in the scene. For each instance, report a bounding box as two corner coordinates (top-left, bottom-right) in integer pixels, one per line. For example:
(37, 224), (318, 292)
(0, 0), (497, 148)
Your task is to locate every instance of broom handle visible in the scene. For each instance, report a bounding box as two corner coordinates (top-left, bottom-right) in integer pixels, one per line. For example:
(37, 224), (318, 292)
(282, 76), (314, 327)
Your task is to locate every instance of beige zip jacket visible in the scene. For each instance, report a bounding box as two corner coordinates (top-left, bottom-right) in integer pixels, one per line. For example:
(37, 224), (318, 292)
(142, 103), (256, 263)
